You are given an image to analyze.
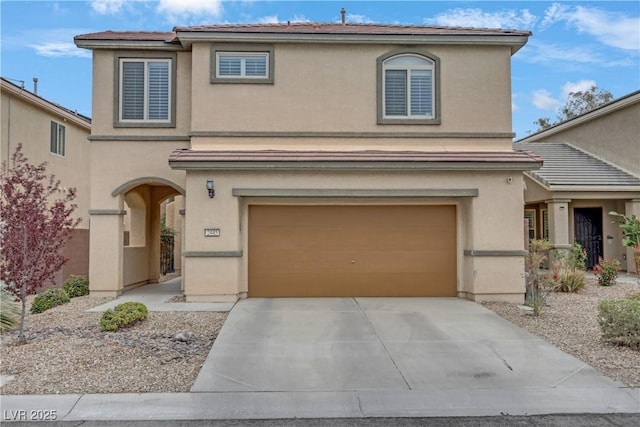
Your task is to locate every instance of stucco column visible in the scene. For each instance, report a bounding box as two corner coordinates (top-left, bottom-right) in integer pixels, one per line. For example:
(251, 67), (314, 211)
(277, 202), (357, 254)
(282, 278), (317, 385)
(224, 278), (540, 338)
(148, 197), (161, 283)
(624, 199), (640, 273)
(547, 199), (571, 251)
(88, 210), (125, 297)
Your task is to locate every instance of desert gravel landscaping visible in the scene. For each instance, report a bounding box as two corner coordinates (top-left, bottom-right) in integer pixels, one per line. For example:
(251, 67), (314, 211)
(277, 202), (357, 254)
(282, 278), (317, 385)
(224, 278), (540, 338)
(0, 293), (227, 395)
(1, 275), (638, 395)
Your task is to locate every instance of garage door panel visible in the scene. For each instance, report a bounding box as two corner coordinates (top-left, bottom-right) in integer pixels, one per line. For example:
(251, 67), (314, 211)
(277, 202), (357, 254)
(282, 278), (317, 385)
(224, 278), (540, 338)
(249, 205), (456, 297)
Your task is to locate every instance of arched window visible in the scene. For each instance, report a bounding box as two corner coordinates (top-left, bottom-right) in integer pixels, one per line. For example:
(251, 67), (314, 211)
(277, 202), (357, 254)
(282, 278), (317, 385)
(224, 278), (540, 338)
(377, 50), (440, 124)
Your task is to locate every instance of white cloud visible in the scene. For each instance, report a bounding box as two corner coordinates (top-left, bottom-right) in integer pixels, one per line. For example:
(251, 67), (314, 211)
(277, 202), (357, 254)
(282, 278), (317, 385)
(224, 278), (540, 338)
(561, 80), (596, 98)
(520, 41), (603, 64)
(291, 14), (310, 23)
(257, 15), (279, 24)
(156, 0), (223, 21)
(28, 42), (92, 59)
(532, 89), (561, 111)
(91, 0), (125, 15)
(541, 3), (640, 51)
(346, 14), (375, 24)
(425, 8), (537, 29)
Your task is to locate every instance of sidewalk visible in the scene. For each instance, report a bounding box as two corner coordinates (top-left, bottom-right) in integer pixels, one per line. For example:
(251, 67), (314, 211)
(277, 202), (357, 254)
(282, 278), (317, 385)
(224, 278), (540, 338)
(2, 387), (639, 422)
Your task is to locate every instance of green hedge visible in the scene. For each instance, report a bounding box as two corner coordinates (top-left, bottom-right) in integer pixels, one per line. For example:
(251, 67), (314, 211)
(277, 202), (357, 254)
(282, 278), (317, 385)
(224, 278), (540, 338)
(598, 299), (640, 349)
(63, 276), (89, 298)
(30, 288), (70, 314)
(100, 301), (148, 332)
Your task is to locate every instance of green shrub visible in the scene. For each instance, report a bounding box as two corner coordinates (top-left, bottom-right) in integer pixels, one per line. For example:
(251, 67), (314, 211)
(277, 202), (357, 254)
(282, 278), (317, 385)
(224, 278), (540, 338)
(1, 283), (20, 333)
(598, 299), (640, 348)
(593, 258), (621, 286)
(63, 276), (89, 298)
(553, 268), (587, 292)
(30, 288), (70, 314)
(100, 301), (148, 332)
(568, 243), (588, 271)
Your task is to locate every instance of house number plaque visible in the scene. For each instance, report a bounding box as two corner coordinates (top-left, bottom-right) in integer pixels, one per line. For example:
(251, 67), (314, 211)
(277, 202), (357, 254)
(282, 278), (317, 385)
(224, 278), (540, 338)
(204, 228), (221, 237)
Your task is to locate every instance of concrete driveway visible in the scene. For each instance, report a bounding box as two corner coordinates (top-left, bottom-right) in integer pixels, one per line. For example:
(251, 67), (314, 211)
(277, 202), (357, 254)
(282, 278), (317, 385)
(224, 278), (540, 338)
(191, 298), (627, 394)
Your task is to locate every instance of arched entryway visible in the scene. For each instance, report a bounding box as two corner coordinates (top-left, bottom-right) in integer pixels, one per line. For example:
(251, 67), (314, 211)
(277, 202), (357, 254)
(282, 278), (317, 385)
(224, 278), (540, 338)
(114, 177), (184, 290)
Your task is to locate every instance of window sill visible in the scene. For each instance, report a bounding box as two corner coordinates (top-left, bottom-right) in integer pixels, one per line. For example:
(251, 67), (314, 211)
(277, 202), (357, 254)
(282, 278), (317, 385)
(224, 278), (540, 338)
(377, 117), (441, 125)
(210, 77), (273, 85)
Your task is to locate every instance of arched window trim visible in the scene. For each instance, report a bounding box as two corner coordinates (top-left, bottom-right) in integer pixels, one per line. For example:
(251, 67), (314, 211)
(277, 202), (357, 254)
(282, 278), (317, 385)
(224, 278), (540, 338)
(377, 49), (441, 125)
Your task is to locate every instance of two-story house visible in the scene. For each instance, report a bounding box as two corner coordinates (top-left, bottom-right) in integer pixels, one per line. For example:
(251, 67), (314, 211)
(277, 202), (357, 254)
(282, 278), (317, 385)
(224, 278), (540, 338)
(1, 77), (91, 286)
(74, 22), (541, 302)
(516, 91), (640, 271)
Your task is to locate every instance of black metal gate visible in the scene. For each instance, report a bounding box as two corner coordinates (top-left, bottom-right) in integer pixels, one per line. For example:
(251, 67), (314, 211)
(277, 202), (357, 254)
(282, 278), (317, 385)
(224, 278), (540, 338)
(574, 208), (603, 269)
(160, 228), (175, 275)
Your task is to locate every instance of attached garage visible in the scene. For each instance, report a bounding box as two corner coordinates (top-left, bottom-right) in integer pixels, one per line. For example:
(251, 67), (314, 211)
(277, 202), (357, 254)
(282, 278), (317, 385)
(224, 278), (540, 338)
(248, 205), (457, 297)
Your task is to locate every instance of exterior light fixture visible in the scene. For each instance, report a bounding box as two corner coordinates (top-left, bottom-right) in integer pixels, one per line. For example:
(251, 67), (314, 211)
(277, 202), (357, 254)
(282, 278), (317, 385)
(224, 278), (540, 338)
(206, 178), (215, 198)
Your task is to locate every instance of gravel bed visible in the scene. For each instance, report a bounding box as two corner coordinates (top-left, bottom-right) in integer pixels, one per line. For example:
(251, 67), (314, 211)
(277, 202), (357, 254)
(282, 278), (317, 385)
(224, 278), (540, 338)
(483, 277), (640, 388)
(1, 294), (226, 395)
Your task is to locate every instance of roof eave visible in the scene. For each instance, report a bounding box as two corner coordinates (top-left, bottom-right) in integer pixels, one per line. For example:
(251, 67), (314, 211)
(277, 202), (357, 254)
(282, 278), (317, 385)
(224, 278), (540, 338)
(74, 39), (184, 51)
(174, 32), (529, 54)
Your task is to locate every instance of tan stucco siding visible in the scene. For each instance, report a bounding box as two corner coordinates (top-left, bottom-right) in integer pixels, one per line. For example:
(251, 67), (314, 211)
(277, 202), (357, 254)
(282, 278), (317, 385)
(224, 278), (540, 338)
(1, 88), (91, 227)
(90, 50), (192, 137)
(190, 43), (513, 141)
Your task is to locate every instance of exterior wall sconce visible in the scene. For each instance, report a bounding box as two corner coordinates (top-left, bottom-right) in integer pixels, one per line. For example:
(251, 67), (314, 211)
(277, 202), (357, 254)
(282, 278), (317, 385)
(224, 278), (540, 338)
(206, 178), (215, 198)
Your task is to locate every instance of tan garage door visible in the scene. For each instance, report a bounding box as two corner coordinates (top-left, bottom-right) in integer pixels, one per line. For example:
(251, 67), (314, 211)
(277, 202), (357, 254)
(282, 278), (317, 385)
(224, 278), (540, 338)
(248, 205), (457, 297)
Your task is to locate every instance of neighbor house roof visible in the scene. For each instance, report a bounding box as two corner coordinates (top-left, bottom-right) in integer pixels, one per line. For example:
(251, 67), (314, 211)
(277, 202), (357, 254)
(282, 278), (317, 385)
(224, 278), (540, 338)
(514, 142), (640, 190)
(169, 149), (542, 171)
(517, 90), (640, 144)
(75, 23), (530, 53)
(0, 77), (91, 129)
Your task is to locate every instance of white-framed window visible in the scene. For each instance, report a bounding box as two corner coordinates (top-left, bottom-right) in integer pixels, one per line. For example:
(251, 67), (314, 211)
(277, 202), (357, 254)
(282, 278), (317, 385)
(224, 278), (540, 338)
(216, 52), (269, 79)
(383, 54), (434, 119)
(50, 121), (65, 156)
(524, 209), (537, 240)
(119, 58), (171, 123)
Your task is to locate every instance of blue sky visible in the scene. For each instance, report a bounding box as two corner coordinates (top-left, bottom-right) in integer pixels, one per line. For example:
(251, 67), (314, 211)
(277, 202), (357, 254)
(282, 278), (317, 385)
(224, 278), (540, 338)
(1, 0), (639, 138)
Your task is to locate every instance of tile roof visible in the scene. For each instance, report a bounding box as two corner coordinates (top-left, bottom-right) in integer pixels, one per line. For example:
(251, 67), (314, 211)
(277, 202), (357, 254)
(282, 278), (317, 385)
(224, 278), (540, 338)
(74, 31), (175, 42)
(514, 142), (640, 188)
(174, 23), (530, 36)
(74, 23), (530, 42)
(169, 149), (542, 170)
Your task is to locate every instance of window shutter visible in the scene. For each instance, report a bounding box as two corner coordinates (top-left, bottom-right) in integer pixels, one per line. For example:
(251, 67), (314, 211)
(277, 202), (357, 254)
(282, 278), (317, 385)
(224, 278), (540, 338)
(50, 121), (57, 153)
(245, 56), (267, 77)
(122, 61), (145, 120)
(58, 124), (65, 156)
(219, 56), (242, 76)
(410, 70), (432, 116)
(385, 70), (407, 116)
(147, 61), (169, 120)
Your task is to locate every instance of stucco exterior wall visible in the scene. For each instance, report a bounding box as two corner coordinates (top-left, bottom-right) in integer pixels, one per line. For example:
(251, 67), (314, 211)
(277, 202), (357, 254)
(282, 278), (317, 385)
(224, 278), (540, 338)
(189, 43), (512, 136)
(181, 169), (526, 302)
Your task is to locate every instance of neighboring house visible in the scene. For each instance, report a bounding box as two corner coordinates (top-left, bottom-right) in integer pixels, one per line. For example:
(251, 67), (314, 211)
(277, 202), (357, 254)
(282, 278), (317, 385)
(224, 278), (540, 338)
(515, 91), (640, 272)
(74, 22), (541, 303)
(1, 77), (92, 286)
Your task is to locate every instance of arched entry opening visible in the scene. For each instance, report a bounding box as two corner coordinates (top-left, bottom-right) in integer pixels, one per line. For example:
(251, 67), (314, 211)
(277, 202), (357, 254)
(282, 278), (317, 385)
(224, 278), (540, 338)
(114, 178), (184, 290)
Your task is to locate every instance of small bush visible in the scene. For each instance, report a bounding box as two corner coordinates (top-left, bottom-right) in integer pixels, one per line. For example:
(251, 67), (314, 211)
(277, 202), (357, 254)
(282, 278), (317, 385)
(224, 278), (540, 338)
(63, 276), (89, 298)
(1, 283), (20, 332)
(100, 301), (148, 332)
(593, 258), (621, 287)
(568, 243), (588, 271)
(598, 299), (640, 348)
(30, 288), (70, 314)
(553, 268), (587, 292)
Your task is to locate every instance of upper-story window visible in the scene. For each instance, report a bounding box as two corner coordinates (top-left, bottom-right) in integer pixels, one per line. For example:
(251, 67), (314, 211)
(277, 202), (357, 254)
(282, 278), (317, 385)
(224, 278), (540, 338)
(115, 53), (176, 128)
(377, 50), (440, 125)
(211, 45), (274, 84)
(50, 121), (65, 156)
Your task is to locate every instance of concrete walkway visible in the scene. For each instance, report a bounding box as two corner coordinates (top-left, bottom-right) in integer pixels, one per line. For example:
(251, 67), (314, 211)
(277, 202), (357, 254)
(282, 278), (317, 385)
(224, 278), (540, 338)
(87, 277), (234, 312)
(2, 292), (639, 421)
